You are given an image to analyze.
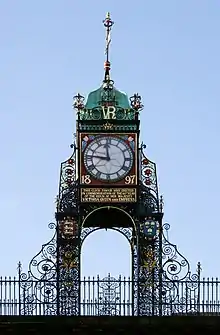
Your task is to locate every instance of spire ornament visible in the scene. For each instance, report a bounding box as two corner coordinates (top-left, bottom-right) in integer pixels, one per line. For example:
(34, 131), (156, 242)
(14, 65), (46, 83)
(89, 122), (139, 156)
(103, 12), (114, 82)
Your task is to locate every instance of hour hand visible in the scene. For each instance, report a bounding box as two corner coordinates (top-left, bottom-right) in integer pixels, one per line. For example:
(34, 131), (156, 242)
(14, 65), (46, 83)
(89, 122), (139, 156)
(88, 154), (108, 160)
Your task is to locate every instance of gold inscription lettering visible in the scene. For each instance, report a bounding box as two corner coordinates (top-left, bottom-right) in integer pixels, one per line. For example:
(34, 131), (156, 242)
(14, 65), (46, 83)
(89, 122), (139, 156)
(81, 188), (136, 203)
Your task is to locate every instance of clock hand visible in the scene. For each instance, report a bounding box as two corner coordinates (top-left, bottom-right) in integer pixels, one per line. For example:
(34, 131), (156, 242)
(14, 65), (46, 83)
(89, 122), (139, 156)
(87, 154), (109, 160)
(94, 155), (109, 160)
(103, 139), (110, 161)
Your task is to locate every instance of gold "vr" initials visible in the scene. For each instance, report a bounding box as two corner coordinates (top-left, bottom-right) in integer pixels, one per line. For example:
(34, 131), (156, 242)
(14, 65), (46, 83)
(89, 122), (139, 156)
(101, 106), (116, 119)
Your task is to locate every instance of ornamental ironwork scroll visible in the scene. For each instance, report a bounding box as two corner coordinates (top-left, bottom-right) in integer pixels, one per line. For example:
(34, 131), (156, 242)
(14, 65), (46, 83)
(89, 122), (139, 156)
(19, 222), (57, 315)
(57, 144), (77, 213)
(162, 223), (198, 282)
(161, 223), (199, 315)
(140, 144), (159, 214)
(14, 220), (200, 316)
(140, 144), (158, 198)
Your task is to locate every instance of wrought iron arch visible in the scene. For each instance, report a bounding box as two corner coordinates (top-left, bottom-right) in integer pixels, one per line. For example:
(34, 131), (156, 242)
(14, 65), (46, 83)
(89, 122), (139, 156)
(80, 206), (138, 275)
(81, 206), (138, 234)
(80, 226), (134, 248)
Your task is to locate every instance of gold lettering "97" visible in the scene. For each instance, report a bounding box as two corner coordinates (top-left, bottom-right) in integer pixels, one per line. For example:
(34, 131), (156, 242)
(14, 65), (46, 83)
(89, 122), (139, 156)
(125, 175), (136, 184)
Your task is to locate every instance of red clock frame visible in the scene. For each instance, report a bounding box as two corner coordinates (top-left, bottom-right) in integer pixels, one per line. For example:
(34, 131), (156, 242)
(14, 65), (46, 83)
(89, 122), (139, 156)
(79, 133), (138, 186)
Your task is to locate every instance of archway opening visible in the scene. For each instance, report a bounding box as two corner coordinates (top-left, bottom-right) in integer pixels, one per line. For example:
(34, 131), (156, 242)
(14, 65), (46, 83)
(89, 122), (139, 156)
(80, 229), (132, 316)
(80, 206), (134, 315)
(81, 206), (135, 278)
(81, 228), (131, 278)
(81, 206), (135, 315)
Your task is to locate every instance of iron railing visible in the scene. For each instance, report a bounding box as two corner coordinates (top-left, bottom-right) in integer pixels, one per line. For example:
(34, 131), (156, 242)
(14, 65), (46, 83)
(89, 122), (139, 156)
(0, 275), (220, 316)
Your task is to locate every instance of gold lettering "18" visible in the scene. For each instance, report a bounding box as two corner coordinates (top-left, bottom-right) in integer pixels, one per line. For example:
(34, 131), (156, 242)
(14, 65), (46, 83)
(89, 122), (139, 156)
(81, 175), (91, 184)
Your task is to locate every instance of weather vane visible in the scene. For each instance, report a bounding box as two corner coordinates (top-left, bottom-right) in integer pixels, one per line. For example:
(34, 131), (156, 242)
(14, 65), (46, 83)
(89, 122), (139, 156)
(103, 12), (114, 61)
(103, 12), (114, 81)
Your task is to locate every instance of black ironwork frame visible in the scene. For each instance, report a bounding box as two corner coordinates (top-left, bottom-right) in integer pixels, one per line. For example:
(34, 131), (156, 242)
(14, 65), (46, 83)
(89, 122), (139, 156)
(0, 134), (203, 317)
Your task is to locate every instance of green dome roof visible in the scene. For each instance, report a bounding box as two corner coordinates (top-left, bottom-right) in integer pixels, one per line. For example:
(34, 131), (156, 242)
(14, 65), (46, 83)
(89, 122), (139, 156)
(85, 85), (131, 109)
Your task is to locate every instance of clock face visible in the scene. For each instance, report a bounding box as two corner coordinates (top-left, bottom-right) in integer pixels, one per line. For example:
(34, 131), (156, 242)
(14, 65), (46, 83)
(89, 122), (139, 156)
(83, 136), (134, 182)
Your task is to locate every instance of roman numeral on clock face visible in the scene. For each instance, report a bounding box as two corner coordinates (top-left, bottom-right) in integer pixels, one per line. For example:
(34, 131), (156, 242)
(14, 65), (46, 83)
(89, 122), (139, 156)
(122, 165), (129, 171)
(86, 155), (93, 162)
(96, 139), (102, 146)
(94, 170), (101, 179)
(89, 164), (96, 171)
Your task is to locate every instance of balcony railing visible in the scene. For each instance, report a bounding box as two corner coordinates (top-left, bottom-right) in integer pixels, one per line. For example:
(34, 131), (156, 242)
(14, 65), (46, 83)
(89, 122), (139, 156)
(0, 275), (220, 316)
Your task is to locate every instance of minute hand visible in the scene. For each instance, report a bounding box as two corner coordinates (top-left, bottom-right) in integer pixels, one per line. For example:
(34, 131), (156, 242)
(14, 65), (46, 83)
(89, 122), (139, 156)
(104, 141), (110, 161)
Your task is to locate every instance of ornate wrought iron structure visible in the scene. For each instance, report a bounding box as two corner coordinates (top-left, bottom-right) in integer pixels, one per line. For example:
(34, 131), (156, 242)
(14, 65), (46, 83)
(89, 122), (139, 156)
(0, 222), (218, 316)
(0, 13), (213, 318)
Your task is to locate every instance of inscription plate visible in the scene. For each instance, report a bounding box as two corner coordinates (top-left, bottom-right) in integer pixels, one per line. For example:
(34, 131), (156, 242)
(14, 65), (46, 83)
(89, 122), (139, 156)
(81, 188), (137, 203)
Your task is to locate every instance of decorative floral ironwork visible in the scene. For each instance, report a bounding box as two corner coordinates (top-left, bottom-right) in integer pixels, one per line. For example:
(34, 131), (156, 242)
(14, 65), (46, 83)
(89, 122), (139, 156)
(140, 186), (159, 214)
(97, 275), (121, 316)
(73, 93), (85, 111)
(140, 143), (159, 199)
(138, 219), (161, 316)
(59, 270), (80, 316)
(130, 93), (144, 112)
(58, 146), (76, 197)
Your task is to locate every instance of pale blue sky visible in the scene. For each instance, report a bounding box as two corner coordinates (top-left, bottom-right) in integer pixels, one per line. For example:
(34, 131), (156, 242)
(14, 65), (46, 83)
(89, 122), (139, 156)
(0, 1), (220, 279)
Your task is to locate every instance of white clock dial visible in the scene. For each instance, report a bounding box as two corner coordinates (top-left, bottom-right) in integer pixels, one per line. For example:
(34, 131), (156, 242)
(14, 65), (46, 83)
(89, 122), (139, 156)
(83, 136), (134, 182)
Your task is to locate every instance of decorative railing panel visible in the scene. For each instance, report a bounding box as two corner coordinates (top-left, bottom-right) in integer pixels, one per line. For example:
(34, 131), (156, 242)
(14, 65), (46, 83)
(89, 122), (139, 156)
(81, 275), (132, 316)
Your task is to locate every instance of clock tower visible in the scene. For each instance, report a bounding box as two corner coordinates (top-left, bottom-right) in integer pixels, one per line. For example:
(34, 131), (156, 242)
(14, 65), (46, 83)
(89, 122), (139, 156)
(56, 13), (164, 316)
(0, 13), (203, 324)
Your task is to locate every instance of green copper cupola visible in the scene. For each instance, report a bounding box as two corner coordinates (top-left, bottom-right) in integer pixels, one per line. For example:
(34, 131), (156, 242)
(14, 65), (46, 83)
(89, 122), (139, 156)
(73, 13), (143, 125)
